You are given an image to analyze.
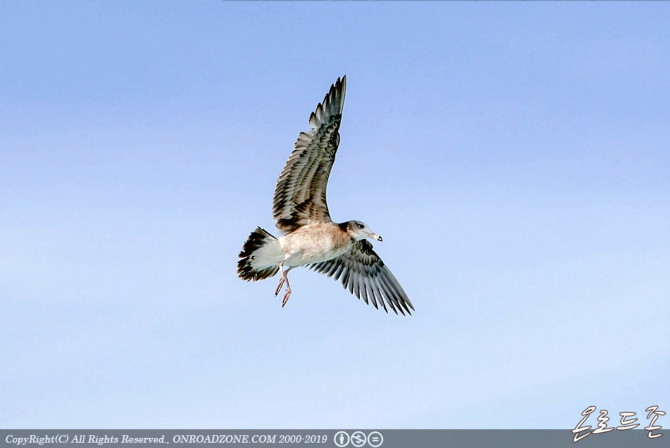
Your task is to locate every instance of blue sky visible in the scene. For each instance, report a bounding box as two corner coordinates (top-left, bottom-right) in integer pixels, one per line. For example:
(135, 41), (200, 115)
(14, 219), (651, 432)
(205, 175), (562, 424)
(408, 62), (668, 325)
(1, 1), (669, 429)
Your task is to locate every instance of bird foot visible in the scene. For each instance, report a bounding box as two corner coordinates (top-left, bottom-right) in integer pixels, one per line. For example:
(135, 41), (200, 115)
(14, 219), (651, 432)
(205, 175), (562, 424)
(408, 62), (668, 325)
(275, 278), (285, 296)
(281, 288), (292, 307)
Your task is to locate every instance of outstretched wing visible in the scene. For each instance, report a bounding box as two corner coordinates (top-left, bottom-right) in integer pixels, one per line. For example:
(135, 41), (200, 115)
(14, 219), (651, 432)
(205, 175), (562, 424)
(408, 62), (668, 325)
(273, 76), (346, 232)
(309, 239), (414, 315)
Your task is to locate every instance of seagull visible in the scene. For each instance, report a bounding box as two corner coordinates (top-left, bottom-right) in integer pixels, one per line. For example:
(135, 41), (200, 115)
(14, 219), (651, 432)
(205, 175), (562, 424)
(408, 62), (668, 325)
(237, 76), (414, 315)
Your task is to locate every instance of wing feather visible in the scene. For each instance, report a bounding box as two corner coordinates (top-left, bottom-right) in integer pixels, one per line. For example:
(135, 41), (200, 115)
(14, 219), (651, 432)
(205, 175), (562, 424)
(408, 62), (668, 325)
(273, 76), (346, 232)
(309, 240), (414, 315)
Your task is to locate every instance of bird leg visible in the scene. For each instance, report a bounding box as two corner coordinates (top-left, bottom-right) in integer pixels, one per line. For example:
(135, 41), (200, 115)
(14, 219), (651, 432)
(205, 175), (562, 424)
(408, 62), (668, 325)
(275, 262), (287, 295)
(274, 262), (293, 307)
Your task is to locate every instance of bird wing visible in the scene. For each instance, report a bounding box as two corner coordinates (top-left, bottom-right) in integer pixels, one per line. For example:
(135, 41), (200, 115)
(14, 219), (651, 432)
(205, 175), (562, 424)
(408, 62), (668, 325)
(272, 76), (346, 232)
(309, 239), (414, 315)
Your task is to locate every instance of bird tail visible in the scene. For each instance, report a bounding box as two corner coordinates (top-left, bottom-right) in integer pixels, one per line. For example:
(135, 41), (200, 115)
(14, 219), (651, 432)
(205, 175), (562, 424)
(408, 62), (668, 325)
(237, 227), (283, 281)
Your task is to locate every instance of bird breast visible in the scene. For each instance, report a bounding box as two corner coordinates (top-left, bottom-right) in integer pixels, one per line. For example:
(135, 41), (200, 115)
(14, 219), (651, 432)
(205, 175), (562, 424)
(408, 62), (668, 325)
(280, 222), (352, 267)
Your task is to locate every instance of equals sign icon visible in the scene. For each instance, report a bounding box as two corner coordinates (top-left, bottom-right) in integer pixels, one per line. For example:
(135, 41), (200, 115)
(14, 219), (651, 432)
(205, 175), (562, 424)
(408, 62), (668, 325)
(367, 431), (383, 447)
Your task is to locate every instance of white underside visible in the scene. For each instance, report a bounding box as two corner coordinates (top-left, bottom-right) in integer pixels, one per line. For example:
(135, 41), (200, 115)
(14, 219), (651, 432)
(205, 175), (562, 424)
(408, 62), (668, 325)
(280, 223), (352, 267)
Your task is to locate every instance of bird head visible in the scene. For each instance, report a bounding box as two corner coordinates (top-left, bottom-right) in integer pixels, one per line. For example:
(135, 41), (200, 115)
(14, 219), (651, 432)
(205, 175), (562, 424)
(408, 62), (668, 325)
(344, 220), (382, 242)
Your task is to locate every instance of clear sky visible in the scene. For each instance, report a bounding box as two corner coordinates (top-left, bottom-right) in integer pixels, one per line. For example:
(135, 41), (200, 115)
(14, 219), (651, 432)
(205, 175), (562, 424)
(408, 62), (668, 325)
(1, 1), (669, 429)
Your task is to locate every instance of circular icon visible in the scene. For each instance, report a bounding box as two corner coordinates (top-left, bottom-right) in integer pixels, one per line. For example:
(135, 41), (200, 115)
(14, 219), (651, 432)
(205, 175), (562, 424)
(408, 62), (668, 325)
(334, 431), (350, 447)
(350, 431), (366, 448)
(367, 431), (383, 447)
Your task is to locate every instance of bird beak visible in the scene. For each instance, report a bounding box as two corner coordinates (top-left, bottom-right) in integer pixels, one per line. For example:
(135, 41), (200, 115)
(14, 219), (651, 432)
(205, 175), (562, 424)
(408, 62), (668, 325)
(364, 230), (383, 242)
(363, 230), (382, 241)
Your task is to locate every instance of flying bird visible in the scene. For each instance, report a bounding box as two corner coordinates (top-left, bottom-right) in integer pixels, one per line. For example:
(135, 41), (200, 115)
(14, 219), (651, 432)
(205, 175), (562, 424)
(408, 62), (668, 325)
(237, 76), (414, 315)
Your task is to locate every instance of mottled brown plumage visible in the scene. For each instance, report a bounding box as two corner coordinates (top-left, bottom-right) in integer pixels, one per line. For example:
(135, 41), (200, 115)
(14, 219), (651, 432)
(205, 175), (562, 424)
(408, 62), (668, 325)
(238, 76), (414, 314)
(310, 238), (414, 315)
(272, 77), (345, 232)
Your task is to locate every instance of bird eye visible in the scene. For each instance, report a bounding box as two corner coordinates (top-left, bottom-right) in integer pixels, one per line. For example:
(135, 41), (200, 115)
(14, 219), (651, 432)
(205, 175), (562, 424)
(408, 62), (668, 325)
(357, 223), (364, 229)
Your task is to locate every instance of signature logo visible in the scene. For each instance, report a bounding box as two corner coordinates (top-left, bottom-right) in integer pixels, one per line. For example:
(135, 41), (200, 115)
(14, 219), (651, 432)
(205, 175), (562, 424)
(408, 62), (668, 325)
(572, 405), (665, 442)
